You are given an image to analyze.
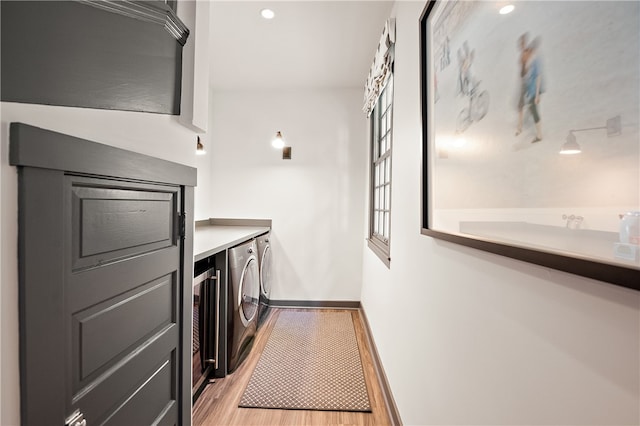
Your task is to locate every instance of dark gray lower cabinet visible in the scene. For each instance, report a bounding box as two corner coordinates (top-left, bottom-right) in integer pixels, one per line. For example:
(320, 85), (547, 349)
(11, 123), (196, 426)
(192, 249), (228, 402)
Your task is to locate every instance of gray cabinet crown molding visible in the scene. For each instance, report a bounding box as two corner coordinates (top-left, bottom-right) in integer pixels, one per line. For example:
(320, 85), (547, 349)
(10, 123), (197, 187)
(76, 0), (190, 46)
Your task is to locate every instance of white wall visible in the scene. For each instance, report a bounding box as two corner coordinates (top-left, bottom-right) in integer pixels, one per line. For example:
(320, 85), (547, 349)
(208, 89), (367, 302)
(360, 2), (640, 425)
(0, 4), (211, 424)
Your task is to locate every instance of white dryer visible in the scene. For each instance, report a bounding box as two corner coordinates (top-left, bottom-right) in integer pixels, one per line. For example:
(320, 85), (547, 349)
(227, 239), (260, 372)
(256, 232), (272, 326)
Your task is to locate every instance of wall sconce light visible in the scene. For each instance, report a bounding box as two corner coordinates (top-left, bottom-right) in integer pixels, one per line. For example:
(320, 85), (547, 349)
(196, 136), (206, 155)
(271, 131), (292, 159)
(560, 132), (581, 155)
(271, 131), (285, 149)
(560, 115), (622, 155)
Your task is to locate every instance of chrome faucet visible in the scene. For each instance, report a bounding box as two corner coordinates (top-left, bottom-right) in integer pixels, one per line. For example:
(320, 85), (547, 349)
(562, 214), (584, 229)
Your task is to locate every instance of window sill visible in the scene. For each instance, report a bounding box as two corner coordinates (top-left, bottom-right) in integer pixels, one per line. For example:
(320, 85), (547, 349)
(367, 239), (390, 268)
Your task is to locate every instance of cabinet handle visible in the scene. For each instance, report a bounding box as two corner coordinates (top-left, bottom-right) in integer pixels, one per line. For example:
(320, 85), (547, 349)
(201, 276), (209, 363)
(65, 410), (86, 426)
(214, 269), (221, 369)
(204, 269), (220, 369)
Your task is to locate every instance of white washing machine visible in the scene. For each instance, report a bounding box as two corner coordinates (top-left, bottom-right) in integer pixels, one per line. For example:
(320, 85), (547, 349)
(256, 232), (272, 326)
(227, 239), (260, 372)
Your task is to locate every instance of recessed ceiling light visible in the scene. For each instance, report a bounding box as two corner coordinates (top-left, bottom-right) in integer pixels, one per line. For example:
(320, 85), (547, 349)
(261, 8), (275, 19)
(499, 4), (515, 14)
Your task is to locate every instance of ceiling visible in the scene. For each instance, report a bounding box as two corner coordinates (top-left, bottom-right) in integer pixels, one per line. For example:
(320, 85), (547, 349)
(209, 1), (394, 90)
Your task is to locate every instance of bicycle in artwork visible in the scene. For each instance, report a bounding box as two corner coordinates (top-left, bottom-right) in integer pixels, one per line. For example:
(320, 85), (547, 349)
(456, 80), (490, 134)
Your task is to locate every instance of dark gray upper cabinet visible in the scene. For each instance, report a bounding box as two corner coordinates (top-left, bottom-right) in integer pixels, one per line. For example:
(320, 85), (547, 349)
(1, 0), (190, 115)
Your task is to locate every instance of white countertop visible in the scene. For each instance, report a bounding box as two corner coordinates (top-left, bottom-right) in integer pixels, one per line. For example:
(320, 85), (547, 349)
(193, 224), (270, 261)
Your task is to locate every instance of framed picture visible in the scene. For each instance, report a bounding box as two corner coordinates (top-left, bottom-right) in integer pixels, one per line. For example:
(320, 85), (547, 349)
(420, 0), (639, 291)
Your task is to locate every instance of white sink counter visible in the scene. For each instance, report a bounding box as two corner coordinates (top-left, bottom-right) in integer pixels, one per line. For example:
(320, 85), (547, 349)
(193, 219), (271, 261)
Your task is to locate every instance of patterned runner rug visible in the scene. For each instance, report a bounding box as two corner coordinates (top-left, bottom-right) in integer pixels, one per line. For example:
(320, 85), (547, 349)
(239, 310), (371, 412)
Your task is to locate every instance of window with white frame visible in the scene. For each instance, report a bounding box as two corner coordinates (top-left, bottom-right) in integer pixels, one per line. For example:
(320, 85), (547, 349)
(368, 74), (393, 265)
(363, 18), (395, 266)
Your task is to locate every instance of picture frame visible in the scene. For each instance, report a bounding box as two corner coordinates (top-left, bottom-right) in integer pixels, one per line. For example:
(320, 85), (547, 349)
(420, 0), (640, 291)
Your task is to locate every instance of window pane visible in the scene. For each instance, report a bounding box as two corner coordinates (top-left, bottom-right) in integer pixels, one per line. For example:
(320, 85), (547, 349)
(382, 212), (387, 238)
(384, 212), (389, 239)
(373, 211), (379, 234)
(383, 212), (387, 235)
(385, 158), (391, 184)
(374, 187), (380, 210)
(374, 211), (379, 235)
(383, 157), (391, 183)
(384, 184), (390, 210)
(374, 164), (379, 187)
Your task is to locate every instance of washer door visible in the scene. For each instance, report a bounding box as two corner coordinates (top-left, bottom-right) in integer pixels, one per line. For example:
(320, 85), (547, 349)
(238, 257), (259, 326)
(260, 244), (272, 298)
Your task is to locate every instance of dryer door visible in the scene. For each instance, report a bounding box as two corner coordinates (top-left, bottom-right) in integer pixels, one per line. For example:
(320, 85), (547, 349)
(260, 244), (272, 298)
(239, 257), (259, 326)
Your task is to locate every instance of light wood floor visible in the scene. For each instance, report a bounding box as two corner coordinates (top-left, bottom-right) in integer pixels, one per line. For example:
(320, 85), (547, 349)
(192, 308), (391, 425)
